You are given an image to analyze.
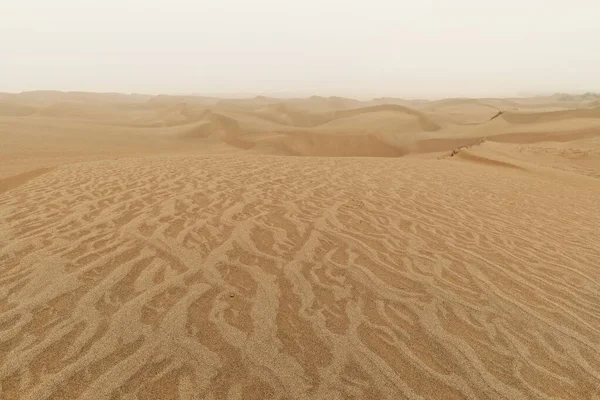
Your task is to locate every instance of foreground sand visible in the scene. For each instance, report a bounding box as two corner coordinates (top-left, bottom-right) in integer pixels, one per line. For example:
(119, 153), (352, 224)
(1, 92), (600, 399)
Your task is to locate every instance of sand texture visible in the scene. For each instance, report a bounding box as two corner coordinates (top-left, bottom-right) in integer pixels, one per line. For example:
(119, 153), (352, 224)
(1, 92), (600, 399)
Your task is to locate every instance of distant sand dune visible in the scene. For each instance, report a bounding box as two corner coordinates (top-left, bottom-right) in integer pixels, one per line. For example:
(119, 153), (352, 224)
(37, 102), (124, 121)
(329, 105), (441, 132)
(252, 104), (330, 127)
(184, 111), (254, 150)
(500, 108), (600, 124)
(280, 132), (407, 157)
(0, 101), (37, 117)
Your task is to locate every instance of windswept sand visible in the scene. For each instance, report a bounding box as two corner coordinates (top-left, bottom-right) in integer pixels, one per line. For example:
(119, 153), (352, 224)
(1, 92), (600, 399)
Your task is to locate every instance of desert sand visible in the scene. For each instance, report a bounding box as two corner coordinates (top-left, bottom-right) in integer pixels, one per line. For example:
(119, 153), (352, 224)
(1, 91), (600, 399)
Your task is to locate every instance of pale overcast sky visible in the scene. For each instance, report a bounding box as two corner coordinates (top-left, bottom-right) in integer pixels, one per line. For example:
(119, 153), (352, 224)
(1, 0), (599, 98)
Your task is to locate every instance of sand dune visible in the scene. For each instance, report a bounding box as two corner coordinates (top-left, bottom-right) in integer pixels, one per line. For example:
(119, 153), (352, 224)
(251, 104), (331, 127)
(500, 108), (600, 124)
(0, 101), (37, 117)
(326, 105), (440, 133)
(1, 92), (600, 399)
(276, 96), (366, 113)
(278, 132), (407, 157)
(419, 99), (502, 125)
(1, 90), (599, 171)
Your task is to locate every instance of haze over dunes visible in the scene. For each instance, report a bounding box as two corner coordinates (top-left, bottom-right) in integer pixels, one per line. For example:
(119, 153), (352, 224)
(1, 91), (600, 399)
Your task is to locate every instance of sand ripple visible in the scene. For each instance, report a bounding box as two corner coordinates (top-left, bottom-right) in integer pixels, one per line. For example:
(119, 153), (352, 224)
(1, 155), (599, 399)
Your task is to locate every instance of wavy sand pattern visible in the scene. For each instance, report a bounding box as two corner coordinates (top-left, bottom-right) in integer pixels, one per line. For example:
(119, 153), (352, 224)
(1, 92), (600, 399)
(1, 155), (599, 399)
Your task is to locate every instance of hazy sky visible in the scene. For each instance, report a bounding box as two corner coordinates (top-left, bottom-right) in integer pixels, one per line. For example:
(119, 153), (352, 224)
(2, 0), (599, 98)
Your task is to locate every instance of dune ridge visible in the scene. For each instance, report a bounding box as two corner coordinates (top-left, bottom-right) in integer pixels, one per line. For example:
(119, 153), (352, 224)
(500, 108), (600, 124)
(2, 91), (600, 164)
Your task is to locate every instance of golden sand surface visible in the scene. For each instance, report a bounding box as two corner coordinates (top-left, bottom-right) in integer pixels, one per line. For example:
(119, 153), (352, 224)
(1, 91), (599, 399)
